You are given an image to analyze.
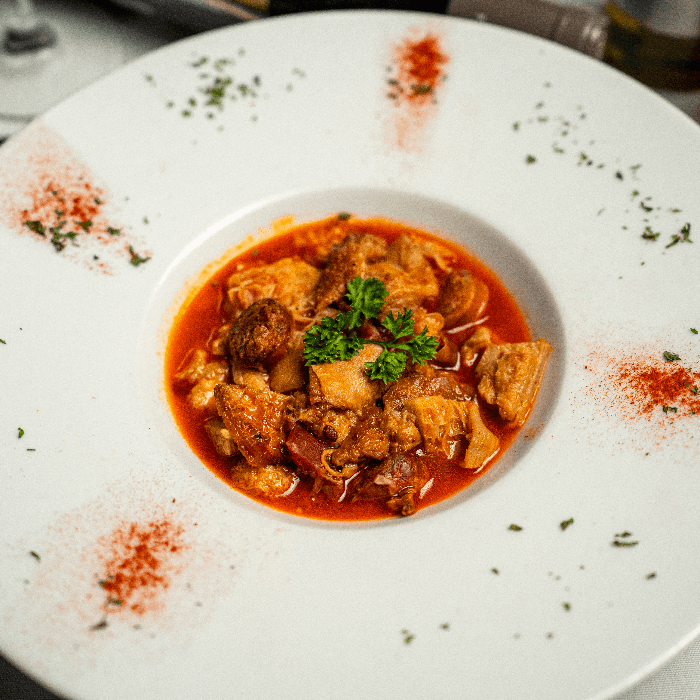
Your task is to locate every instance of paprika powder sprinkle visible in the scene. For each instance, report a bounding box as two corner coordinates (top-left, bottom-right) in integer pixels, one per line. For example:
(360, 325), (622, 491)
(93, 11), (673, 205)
(96, 518), (186, 619)
(0, 123), (150, 273)
(583, 343), (700, 425)
(385, 30), (449, 151)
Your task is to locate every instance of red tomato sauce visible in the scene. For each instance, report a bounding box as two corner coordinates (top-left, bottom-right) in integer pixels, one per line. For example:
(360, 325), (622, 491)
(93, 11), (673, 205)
(164, 216), (531, 521)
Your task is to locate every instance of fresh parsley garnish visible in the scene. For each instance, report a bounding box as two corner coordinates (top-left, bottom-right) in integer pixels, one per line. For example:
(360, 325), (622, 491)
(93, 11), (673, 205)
(302, 277), (439, 383)
(663, 351), (680, 362)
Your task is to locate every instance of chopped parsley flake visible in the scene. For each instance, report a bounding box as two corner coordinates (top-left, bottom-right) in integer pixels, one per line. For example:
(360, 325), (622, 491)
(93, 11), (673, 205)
(663, 351), (680, 362)
(90, 618), (108, 631)
(401, 629), (415, 644)
(612, 531), (639, 547)
(29, 551), (40, 561)
(691, 328), (698, 334)
(525, 154), (537, 164)
(18, 427), (24, 438)
(666, 222), (692, 248)
(560, 518), (574, 531)
(508, 523), (523, 531)
(562, 602), (571, 611)
(128, 246), (151, 267)
(646, 572), (657, 579)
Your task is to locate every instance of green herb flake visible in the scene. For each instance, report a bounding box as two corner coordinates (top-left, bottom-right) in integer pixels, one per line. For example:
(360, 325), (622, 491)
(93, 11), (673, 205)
(642, 226), (660, 241)
(691, 328), (698, 335)
(440, 622), (450, 630)
(525, 154), (537, 164)
(128, 246), (151, 267)
(560, 518), (574, 531)
(107, 227), (122, 236)
(562, 602), (571, 611)
(0, 339), (5, 344)
(90, 618), (109, 631)
(29, 551), (40, 561)
(508, 523), (523, 531)
(663, 351), (680, 362)
(24, 220), (46, 235)
(77, 220), (92, 232)
(612, 531), (639, 547)
(401, 629), (415, 645)
(666, 223), (693, 249)
(646, 572), (657, 580)
(491, 567), (499, 574)
(662, 405), (678, 414)
(337, 212), (352, 221)
(18, 427), (24, 438)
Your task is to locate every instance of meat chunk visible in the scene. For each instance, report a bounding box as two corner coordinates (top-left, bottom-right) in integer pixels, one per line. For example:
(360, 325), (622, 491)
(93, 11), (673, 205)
(404, 396), (472, 460)
(364, 260), (439, 317)
(460, 326), (492, 367)
(462, 401), (500, 471)
(353, 453), (430, 516)
(331, 407), (390, 467)
(308, 344), (383, 412)
(229, 459), (297, 497)
(475, 338), (553, 425)
(313, 233), (387, 314)
(174, 350), (230, 410)
(269, 330), (307, 394)
(383, 364), (472, 413)
(204, 417), (239, 457)
(228, 298), (292, 370)
(437, 270), (489, 328)
(404, 396), (499, 470)
(214, 383), (290, 467)
(227, 258), (320, 320)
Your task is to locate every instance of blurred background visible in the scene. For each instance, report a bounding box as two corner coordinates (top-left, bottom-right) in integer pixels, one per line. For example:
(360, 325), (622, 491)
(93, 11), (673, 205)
(1, 0), (700, 697)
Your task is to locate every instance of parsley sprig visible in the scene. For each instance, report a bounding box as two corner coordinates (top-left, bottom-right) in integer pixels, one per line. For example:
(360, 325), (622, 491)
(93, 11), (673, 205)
(303, 277), (439, 383)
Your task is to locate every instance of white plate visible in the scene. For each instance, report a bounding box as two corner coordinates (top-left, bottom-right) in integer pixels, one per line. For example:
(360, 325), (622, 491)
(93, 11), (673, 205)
(1, 10), (699, 700)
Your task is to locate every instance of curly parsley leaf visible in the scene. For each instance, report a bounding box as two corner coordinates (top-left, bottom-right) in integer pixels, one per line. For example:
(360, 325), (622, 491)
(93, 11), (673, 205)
(303, 277), (439, 382)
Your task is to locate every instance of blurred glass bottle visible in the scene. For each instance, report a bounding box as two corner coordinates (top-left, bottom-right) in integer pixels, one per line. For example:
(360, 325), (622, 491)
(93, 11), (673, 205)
(604, 0), (700, 89)
(265, 0), (700, 90)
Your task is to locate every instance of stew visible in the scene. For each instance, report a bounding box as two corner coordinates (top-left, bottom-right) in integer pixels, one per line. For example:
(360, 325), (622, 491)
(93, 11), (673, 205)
(165, 214), (551, 521)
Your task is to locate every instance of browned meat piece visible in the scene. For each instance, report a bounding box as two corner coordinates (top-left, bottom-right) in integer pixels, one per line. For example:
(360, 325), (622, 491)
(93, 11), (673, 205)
(460, 326), (492, 367)
(331, 407), (390, 467)
(313, 232), (387, 314)
(462, 402), (500, 471)
(437, 270), (489, 328)
(269, 330), (307, 394)
(404, 396), (499, 470)
(404, 396), (472, 460)
(204, 417), (239, 457)
(308, 344), (383, 412)
(214, 383), (290, 467)
(381, 406), (421, 453)
(382, 364), (472, 413)
(227, 258), (320, 320)
(475, 338), (553, 426)
(353, 453), (430, 516)
(228, 298), (292, 370)
(364, 260), (439, 316)
(285, 424), (346, 498)
(229, 459), (298, 497)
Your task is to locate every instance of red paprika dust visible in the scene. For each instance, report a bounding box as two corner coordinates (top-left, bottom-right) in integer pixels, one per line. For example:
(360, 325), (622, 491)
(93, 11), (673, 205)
(385, 31), (449, 151)
(97, 518), (186, 617)
(591, 352), (700, 420)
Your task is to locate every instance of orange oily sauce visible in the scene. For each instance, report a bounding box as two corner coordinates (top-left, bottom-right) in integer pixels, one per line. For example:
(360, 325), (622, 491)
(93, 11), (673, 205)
(165, 216), (532, 520)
